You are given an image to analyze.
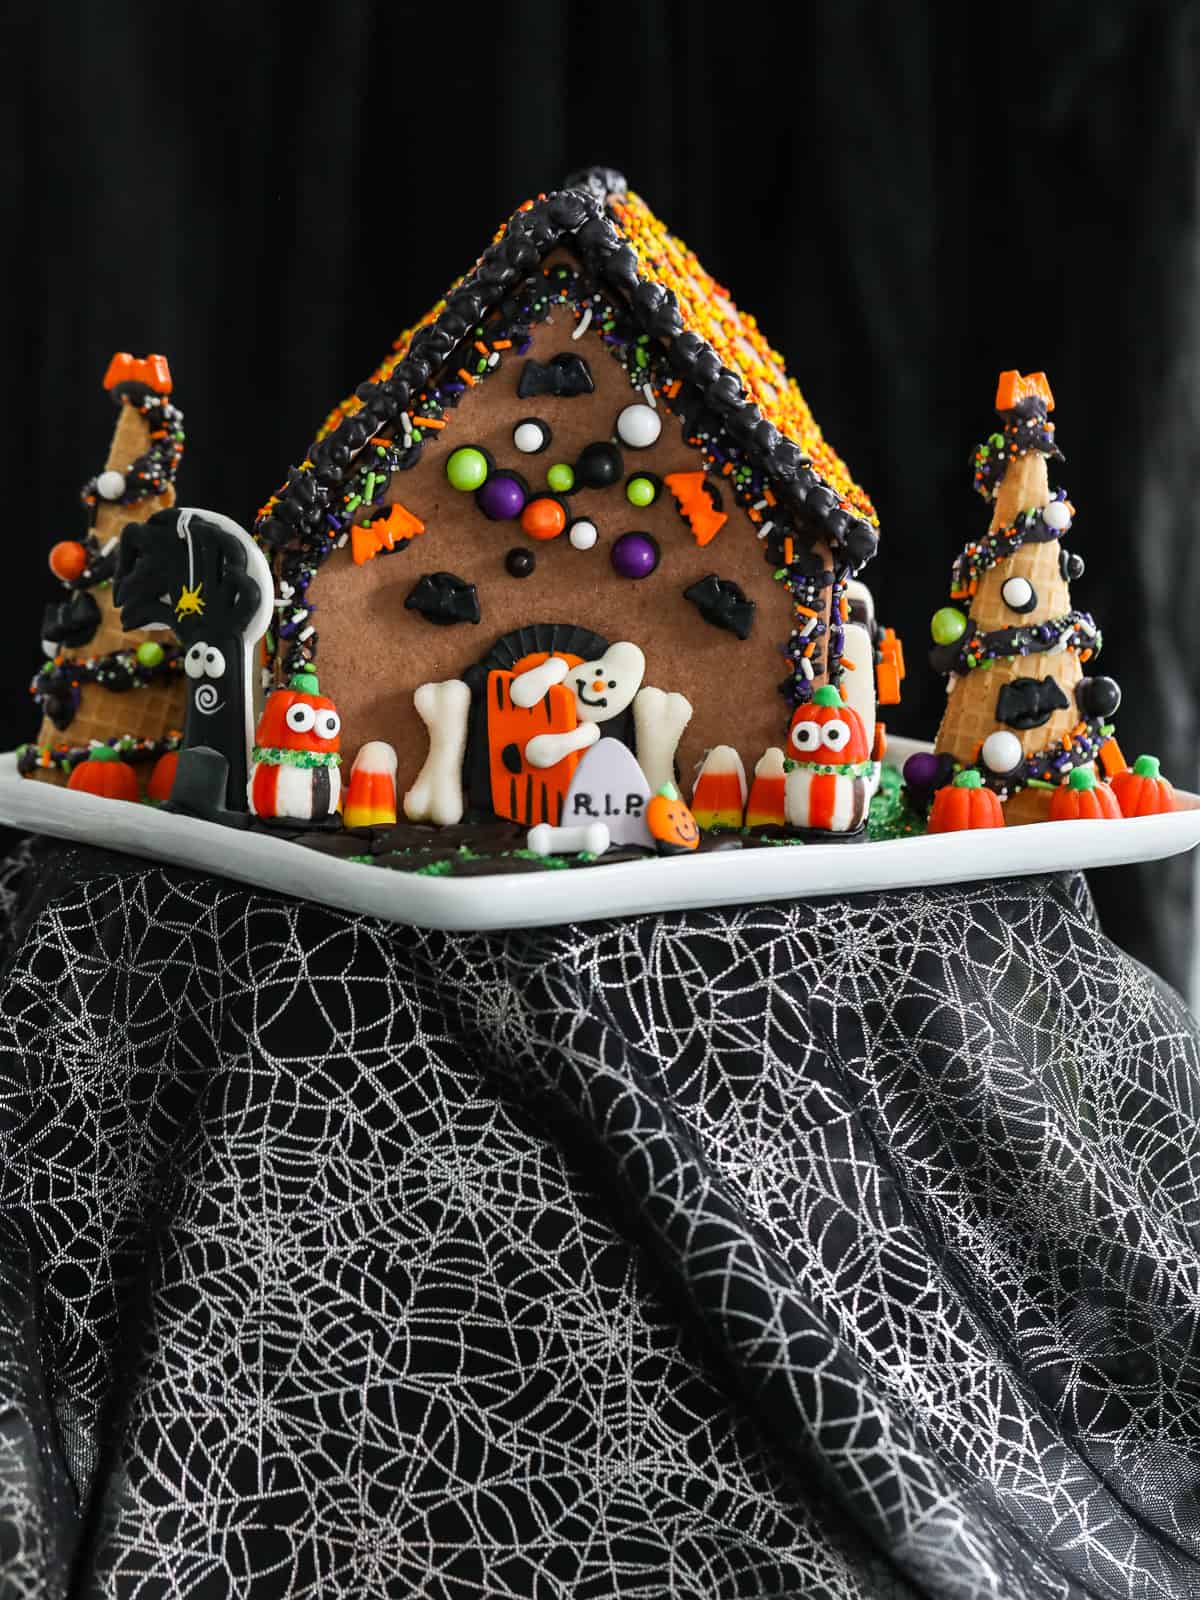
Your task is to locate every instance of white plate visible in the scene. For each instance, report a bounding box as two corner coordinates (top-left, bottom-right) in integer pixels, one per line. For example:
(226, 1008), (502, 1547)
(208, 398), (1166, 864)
(1, 740), (1197, 932)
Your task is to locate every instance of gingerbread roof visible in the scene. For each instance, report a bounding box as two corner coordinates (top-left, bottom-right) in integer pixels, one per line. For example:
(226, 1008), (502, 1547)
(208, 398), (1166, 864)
(257, 169), (879, 568)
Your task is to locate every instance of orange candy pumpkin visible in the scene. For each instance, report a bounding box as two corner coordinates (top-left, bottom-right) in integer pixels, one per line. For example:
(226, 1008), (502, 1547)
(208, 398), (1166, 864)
(646, 783), (701, 855)
(253, 672), (342, 757)
(67, 745), (140, 802)
(928, 770), (1005, 833)
(1048, 766), (1121, 822)
(147, 750), (179, 804)
(1110, 754), (1178, 818)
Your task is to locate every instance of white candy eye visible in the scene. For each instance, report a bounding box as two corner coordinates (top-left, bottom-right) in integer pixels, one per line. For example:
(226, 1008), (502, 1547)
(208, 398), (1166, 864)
(615, 403), (661, 449)
(315, 709), (340, 740)
(184, 643), (206, 679)
(286, 702), (316, 733)
(513, 418), (550, 454)
(202, 646), (226, 678)
(821, 720), (852, 751)
(1001, 575), (1036, 613)
(791, 721), (822, 752)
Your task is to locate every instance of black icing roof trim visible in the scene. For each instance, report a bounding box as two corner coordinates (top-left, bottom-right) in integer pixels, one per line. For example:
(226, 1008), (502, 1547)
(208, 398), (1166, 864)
(256, 176), (879, 570)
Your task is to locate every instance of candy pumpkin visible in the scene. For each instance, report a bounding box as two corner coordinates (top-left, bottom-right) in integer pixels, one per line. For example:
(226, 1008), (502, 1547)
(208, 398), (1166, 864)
(1110, 754), (1177, 818)
(1048, 766), (1121, 821)
(647, 783), (700, 855)
(146, 750), (179, 804)
(927, 770), (1005, 833)
(787, 685), (871, 765)
(252, 670), (342, 757)
(66, 745), (140, 802)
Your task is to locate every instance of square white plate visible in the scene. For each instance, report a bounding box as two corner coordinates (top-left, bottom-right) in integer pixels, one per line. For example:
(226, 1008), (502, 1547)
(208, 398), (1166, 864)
(1, 740), (1197, 931)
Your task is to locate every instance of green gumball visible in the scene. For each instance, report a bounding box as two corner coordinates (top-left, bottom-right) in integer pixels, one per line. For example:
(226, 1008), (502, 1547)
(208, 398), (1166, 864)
(931, 607), (967, 645)
(445, 447), (490, 492)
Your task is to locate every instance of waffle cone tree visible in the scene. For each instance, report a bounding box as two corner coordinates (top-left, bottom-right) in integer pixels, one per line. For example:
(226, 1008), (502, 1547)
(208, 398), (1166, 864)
(26, 355), (186, 785)
(930, 372), (1121, 825)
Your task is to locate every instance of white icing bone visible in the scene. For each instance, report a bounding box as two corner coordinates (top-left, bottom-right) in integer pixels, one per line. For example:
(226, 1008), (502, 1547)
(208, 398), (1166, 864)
(524, 720), (600, 769)
(403, 679), (471, 824)
(510, 654), (571, 708)
(526, 821), (611, 857)
(632, 686), (693, 792)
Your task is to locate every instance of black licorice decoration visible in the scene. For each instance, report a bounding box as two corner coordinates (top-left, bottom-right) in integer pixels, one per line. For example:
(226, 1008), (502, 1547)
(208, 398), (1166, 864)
(405, 573), (481, 625)
(517, 353), (594, 399)
(114, 507), (273, 818)
(683, 575), (757, 640)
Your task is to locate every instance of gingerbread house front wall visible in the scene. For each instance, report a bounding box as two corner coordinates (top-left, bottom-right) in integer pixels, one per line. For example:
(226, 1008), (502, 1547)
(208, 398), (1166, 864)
(307, 275), (834, 801)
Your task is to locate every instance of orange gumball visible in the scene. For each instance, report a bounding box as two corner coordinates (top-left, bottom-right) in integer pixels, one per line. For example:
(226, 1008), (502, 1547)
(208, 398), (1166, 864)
(49, 541), (88, 582)
(520, 497), (567, 541)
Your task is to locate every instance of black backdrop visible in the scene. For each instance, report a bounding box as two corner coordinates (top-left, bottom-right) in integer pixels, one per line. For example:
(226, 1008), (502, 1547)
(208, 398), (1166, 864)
(3, 1), (1198, 986)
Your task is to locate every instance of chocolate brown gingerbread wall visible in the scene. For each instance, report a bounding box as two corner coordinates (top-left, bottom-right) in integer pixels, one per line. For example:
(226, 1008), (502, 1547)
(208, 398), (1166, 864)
(308, 303), (832, 799)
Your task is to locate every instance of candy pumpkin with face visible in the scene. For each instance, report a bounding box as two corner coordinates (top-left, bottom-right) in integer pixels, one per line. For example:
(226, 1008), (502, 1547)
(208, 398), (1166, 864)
(783, 686), (874, 834)
(786, 687), (872, 766)
(647, 783), (700, 855)
(249, 670), (343, 822)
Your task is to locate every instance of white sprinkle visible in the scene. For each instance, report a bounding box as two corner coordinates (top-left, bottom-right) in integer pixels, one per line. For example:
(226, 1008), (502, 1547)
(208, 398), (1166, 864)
(487, 352), (499, 367)
(100, 536), (119, 557)
(260, 668), (273, 689)
(799, 658), (815, 679)
(752, 498), (768, 511)
(572, 307), (593, 340)
(298, 625), (315, 642)
(291, 609), (308, 623)
(642, 383), (657, 408)
(800, 617), (818, 638)
(335, 533), (348, 548)
(400, 412), (411, 431)
(273, 598), (288, 610)
(279, 582), (294, 597)
(755, 519), (776, 541)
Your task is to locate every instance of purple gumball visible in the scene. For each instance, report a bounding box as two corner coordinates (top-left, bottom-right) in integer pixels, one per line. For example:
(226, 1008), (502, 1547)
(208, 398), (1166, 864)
(903, 751), (940, 791)
(476, 472), (527, 521)
(611, 531), (660, 580)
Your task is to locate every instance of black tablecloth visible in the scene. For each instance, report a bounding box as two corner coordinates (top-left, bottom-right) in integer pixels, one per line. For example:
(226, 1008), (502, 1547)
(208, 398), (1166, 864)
(1, 840), (1199, 1599)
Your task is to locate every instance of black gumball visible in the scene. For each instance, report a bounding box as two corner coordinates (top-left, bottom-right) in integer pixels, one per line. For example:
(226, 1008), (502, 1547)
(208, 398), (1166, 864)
(1075, 675), (1121, 719)
(505, 547), (535, 578)
(574, 441), (623, 490)
(1060, 549), (1086, 582)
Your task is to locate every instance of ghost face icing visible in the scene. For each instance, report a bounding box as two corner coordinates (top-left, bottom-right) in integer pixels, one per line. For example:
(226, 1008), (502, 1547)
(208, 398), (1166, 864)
(570, 641), (646, 724)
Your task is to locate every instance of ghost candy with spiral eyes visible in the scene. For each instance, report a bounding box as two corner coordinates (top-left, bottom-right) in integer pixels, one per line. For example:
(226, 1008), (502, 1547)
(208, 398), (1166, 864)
(248, 672), (343, 822)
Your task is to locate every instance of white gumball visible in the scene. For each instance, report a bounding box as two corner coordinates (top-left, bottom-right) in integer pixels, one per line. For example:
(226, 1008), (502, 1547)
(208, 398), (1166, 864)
(568, 519), (598, 551)
(615, 403), (661, 449)
(981, 730), (1024, 775)
(96, 470), (126, 501)
(513, 419), (548, 454)
(1042, 500), (1071, 532)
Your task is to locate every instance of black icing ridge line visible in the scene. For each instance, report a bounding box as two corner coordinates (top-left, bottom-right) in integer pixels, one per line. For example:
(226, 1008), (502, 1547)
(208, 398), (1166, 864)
(929, 609), (1102, 679)
(255, 186), (879, 571)
(17, 730), (182, 777)
(81, 390), (185, 525)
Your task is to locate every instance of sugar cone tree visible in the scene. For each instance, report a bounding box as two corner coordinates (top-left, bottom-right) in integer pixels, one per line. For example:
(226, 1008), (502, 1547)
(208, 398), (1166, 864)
(930, 371), (1121, 825)
(25, 355), (187, 786)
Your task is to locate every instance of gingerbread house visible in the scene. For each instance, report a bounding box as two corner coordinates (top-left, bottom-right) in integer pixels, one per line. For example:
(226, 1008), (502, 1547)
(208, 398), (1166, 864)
(254, 168), (881, 830)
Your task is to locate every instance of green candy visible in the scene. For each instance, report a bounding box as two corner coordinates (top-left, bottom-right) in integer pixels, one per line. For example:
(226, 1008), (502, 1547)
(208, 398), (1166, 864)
(1132, 754), (1161, 778)
(135, 641), (164, 668)
(445, 447), (489, 492)
(626, 475), (657, 507)
(1068, 766), (1097, 791)
(953, 770), (983, 789)
(931, 606), (967, 645)
(546, 462), (575, 493)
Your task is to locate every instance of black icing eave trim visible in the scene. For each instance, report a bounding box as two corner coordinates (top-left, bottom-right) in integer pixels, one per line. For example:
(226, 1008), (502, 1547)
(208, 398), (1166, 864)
(255, 185), (879, 568)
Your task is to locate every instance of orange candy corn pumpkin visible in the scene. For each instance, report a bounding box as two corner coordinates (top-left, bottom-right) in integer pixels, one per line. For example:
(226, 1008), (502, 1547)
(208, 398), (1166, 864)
(67, 745), (140, 802)
(927, 770), (1005, 833)
(1048, 767), (1121, 822)
(1110, 754), (1178, 818)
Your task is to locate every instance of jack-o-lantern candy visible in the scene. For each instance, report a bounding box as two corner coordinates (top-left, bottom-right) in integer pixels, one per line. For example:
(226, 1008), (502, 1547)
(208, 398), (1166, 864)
(783, 685), (873, 834)
(248, 671), (343, 822)
(647, 783), (701, 855)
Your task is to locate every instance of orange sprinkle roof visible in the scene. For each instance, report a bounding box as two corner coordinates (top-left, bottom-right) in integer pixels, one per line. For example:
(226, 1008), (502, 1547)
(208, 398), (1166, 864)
(310, 187), (876, 534)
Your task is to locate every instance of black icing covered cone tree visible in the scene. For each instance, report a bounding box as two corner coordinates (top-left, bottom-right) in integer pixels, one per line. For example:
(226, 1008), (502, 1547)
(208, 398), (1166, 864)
(932, 371), (1120, 825)
(30, 355), (187, 783)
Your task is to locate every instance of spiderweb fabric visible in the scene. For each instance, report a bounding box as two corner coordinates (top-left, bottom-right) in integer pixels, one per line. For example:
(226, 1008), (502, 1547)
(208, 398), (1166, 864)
(0, 839), (1198, 1598)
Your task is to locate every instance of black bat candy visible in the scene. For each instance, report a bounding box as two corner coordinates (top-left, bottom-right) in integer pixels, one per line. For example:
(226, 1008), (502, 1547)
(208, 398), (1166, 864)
(683, 574), (757, 640)
(41, 589), (101, 649)
(995, 675), (1070, 730)
(517, 353), (595, 399)
(1074, 675), (1121, 719)
(573, 440), (623, 489)
(405, 572), (481, 626)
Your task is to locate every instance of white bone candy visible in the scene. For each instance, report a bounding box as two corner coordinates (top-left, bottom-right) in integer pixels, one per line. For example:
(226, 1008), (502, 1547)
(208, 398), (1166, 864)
(526, 821), (611, 857)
